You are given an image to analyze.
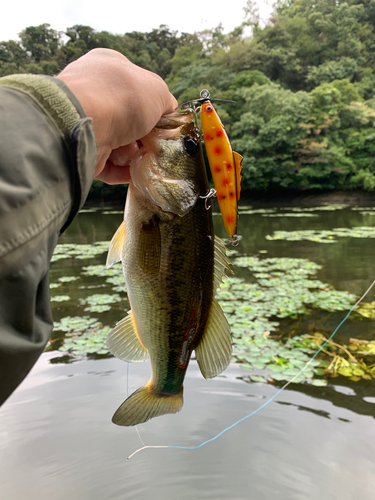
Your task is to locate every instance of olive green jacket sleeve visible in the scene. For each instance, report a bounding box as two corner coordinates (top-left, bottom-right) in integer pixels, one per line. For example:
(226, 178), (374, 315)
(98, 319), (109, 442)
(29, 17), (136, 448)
(0, 74), (97, 405)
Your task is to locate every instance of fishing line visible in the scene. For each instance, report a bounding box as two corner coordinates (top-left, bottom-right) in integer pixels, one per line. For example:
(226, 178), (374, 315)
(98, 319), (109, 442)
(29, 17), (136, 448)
(127, 279), (375, 461)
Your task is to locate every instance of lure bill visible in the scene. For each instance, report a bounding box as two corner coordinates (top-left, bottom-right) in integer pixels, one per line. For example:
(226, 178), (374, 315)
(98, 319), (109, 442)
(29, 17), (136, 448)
(179, 90), (243, 246)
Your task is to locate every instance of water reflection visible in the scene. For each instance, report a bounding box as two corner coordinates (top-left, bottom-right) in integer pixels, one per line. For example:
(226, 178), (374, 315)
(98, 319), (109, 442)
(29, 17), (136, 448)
(2, 204), (375, 499)
(1, 356), (374, 500)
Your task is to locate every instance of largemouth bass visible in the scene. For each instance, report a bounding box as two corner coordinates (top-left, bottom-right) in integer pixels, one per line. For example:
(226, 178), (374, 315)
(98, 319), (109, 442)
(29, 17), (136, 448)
(106, 109), (232, 426)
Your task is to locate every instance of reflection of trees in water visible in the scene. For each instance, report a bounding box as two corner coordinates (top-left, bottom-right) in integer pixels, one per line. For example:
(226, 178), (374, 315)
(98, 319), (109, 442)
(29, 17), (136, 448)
(275, 381), (375, 420)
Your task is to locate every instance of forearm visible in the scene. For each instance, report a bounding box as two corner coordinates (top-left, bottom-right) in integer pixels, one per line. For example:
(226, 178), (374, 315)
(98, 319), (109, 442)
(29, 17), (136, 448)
(0, 75), (96, 405)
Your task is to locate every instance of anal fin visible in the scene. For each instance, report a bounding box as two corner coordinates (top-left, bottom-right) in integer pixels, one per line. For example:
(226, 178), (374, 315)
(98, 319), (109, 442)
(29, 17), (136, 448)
(195, 298), (232, 379)
(106, 310), (148, 362)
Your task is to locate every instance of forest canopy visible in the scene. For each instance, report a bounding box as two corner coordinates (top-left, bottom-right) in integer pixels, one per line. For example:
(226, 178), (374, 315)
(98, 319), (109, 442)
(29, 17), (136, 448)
(1, 0), (375, 196)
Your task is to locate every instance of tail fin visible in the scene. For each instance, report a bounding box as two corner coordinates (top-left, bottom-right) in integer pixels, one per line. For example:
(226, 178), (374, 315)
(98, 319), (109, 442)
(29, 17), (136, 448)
(112, 384), (183, 426)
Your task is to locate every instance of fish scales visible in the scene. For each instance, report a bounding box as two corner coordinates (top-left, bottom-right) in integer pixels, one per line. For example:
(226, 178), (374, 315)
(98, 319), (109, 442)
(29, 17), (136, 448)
(106, 110), (232, 426)
(125, 188), (213, 393)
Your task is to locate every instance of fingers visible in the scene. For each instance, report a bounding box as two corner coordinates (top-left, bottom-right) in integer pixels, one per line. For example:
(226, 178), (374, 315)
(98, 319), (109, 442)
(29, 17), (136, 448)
(94, 161), (131, 185)
(58, 49), (178, 184)
(108, 142), (140, 166)
(94, 142), (140, 184)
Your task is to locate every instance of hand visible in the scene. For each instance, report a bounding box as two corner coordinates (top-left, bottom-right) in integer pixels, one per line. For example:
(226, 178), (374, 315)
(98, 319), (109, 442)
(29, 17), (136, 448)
(57, 48), (178, 184)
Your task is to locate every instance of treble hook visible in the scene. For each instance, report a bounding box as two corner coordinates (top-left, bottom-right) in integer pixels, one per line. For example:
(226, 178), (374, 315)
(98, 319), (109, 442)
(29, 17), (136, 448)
(199, 188), (217, 210)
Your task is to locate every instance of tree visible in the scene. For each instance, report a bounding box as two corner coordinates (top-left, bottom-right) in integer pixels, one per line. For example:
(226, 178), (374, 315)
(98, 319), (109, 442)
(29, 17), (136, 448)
(0, 40), (27, 76)
(19, 24), (62, 63)
(3, 5), (375, 194)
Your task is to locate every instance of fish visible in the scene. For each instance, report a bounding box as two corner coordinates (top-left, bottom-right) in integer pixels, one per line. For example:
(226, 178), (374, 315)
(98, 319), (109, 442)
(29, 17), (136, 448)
(199, 100), (243, 245)
(106, 109), (232, 426)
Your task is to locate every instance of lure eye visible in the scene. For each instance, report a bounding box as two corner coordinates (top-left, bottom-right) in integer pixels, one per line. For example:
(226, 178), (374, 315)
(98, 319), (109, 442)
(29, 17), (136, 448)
(184, 137), (199, 156)
(206, 105), (213, 112)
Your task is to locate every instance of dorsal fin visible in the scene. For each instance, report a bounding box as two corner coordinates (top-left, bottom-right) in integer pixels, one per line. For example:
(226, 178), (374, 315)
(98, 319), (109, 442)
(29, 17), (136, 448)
(233, 151), (243, 201)
(106, 220), (126, 268)
(213, 236), (233, 290)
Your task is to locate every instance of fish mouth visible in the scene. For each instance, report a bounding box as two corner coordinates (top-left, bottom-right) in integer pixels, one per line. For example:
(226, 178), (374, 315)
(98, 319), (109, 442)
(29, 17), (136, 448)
(129, 108), (201, 217)
(156, 109), (196, 131)
(154, 110), (199, 143)
(135, 110), (195, 152)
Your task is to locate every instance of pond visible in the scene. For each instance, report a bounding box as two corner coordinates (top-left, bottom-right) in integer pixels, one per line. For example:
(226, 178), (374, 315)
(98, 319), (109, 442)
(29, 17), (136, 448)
(1, 202), (375, 500)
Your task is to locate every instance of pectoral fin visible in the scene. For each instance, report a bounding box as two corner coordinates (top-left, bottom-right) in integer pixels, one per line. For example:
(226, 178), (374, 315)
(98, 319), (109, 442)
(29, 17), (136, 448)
(106, 221), (126, 268)
(195, 299), (232, 379)
(106, 310), (149, 362)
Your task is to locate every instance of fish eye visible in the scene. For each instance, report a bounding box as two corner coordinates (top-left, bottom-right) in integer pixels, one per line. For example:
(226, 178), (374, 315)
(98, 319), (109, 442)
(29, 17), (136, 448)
(184, 137), (199, 156)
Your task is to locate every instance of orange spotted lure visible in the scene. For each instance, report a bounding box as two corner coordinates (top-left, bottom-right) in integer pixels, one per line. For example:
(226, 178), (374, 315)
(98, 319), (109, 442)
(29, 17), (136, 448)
(179, 89), (243, 246)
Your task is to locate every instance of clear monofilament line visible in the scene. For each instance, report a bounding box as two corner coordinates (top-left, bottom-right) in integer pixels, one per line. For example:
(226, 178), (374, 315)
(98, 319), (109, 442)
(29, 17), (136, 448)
(127, 279), (375, 461)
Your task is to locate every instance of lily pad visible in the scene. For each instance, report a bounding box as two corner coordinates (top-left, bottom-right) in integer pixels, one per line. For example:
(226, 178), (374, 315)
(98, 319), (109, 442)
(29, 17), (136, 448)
(221, 256), (360, 385)
(51, 295), (70, 302)
(62, 326), (112, 355)
(52, 241), (109, 262)
(49, 283), (61, 289)
(263, 213), (318, 218)
(80, 293), (123, 313)
(266, 227), (375, 243)
(53, 316), (101, 333)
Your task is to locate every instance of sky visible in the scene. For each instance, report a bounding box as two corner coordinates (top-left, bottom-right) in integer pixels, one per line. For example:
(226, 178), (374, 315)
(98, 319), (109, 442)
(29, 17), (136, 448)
(1, 0), (273, 42)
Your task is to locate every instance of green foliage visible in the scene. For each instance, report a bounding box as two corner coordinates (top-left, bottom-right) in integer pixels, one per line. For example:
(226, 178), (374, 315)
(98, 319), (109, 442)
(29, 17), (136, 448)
(306, 58), (358, 88)
(233, 333), (324, 385)
(51, 295), (70, 302)
(294, 334), (375, 382)
(228, 70), (271, 90)
(19, 24), (62, 63)
(219, 256), (356, 341)
(53, 316), (102, 333)
(48, 220), (374, 385)
(237, 330), (375, 385)
(3, 0), (375, 194)
(51, 241), (108, 262)
(231, 83), (313, 189)
(80, 293), (122, 313)
(225, 255), (357, 385)
(266, 226), (375, 243)
(62, 326), (112, 355)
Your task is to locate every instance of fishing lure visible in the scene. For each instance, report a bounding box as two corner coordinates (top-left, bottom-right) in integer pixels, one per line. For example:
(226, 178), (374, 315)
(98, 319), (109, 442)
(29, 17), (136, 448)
(179, 90), (243, 246)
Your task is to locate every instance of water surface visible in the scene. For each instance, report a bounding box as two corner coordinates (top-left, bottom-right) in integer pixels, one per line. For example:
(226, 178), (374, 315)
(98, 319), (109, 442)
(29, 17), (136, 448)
(1, 204), (375, 500)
